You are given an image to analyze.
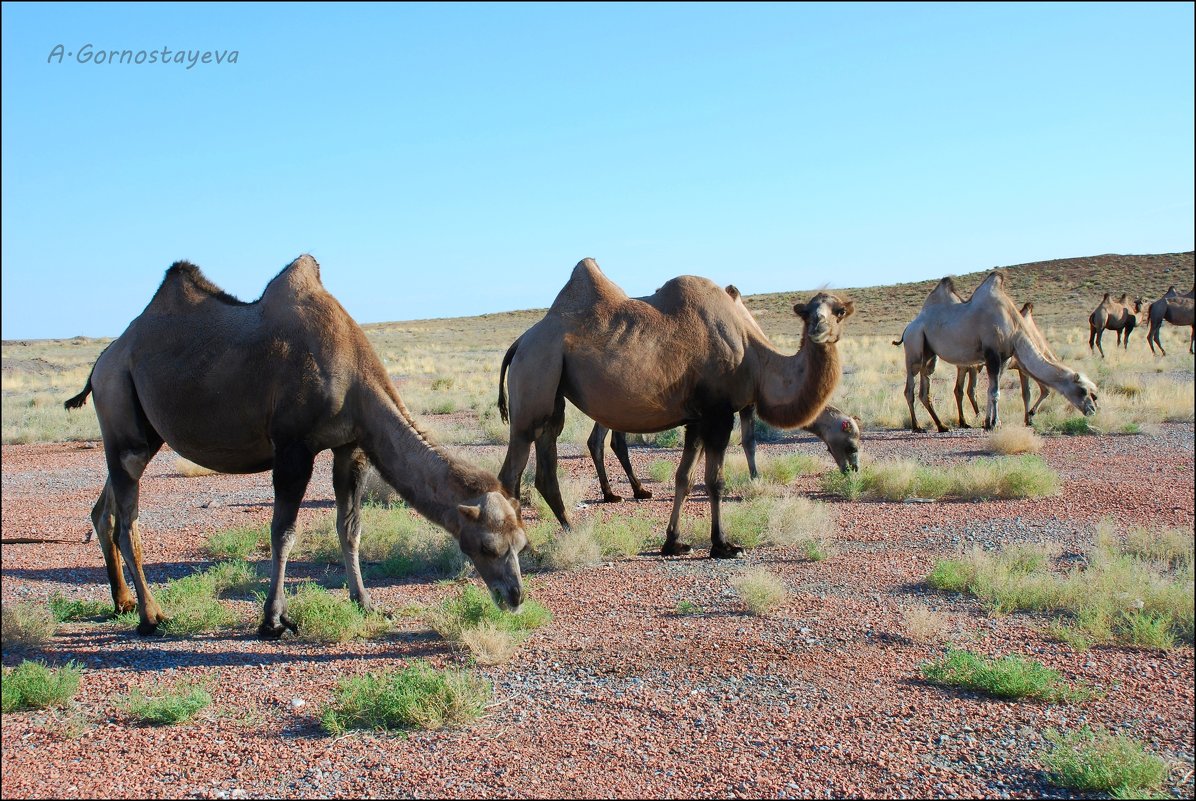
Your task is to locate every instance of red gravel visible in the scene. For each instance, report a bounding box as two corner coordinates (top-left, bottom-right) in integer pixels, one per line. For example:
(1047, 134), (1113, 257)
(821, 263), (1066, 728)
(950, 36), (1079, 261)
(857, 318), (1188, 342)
(2, 424), (1193, 799)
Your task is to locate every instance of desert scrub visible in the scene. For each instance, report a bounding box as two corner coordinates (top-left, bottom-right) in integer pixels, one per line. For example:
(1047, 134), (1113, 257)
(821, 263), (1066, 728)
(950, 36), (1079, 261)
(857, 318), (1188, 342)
(821, 469), (863, 500)
(591, 512), (655, 558)
(153, 565), (250, 635)
(985, 426), (1043, 455)
(427, 584), (551, 641)
(282, 582), (391, 642)
(822, 456), (1059, 501)
(1041, 726), (1168, 796)
(647, 459), (675, 484)
(1, 660), (82, 712)
(205, 524), (269, 561)
(927, 522), (1193, 648)
(721, 495), (835, 557)
(1, 601), (57, 647)
(921, 649), (1094, 703)
(458, 622), (520, 666)
(49, 594), (112, 622)
(731, 569), (788, 615)
(122, 680), (212, 725)
(902, 602), (950, 643)
(540, 523), (602, 570)
(723, 453), (821, 495)
(321, 661), (491, 735)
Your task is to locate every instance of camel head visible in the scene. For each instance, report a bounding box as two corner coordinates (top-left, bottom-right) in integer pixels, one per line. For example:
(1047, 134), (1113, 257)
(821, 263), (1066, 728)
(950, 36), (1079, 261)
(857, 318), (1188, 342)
(829, 416), (861, 473)
(1061, 372), (1099, 417)
(1132, 297), (1143, 314)
(794, 293), (854, 345)
(455, 491), (528, 610)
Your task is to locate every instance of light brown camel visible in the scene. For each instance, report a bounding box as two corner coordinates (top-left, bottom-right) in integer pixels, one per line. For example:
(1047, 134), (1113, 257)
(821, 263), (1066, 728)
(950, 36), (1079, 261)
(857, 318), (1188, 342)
(1088, 292), (1141, 357)
(587, 402), (860, 502)
(1146, 291), (1196, 356)
(952, 302), (1055, 427)
(64, 256), (527, 638)
(496, 258), (853, 558)
(897, 271), (1097, 431)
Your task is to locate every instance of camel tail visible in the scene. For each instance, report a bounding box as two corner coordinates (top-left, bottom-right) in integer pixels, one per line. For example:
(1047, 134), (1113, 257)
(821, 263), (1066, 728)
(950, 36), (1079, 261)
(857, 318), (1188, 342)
(63, 376), (93, 410)
(891, 333), (904, 346)
(496, 336), (522, 424)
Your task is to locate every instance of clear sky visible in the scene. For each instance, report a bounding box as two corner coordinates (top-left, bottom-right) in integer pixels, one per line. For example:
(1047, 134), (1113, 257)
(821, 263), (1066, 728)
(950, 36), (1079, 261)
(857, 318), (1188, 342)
(2, 2), (1192, 340)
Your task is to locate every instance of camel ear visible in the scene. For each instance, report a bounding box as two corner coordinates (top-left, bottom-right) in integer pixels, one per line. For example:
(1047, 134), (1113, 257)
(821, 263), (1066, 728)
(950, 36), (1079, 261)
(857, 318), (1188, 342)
(840, 300), (855, 319)
(457, 504), (482, 522)
(793, 302), (809, 320)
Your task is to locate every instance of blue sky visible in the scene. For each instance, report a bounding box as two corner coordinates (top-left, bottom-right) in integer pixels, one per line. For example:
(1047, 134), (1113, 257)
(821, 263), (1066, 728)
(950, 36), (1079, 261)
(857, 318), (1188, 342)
(2, 2), (1192, 340)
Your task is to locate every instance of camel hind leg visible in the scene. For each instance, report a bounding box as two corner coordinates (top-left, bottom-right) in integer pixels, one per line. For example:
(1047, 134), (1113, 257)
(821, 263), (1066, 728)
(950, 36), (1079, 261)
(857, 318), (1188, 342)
(90, 480), (136, 615)
(587, 424), (622, 503)
(104, 438), (166, 636)
(738, 406), (759, 480)
(918, 371), (948, 433)
(609, 430), (652, 499)
(532, 393), (569, 528)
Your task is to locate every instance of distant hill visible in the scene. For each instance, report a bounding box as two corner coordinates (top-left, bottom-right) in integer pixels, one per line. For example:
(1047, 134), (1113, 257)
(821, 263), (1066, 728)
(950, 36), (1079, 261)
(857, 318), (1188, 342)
(742, 251), (1195, 336)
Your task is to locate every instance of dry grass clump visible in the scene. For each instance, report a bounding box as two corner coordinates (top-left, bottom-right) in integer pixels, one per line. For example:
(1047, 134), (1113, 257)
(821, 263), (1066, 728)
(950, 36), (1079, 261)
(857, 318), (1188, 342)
(174, 457), (217, 477)
(591, 512), (656, 558)
(458, 622), (520, 666)
(541, 522), (602, 570)
(928, 521), (1193, 649)
(731, 569), (788, 615)
(986, 426), (1043, 455)
(822, 456), (1060, 501)
(1, 602), (57, 648)
(721, 495), (836, 559)
(902, 602), (951, 643)
(296, 505), (466, 579)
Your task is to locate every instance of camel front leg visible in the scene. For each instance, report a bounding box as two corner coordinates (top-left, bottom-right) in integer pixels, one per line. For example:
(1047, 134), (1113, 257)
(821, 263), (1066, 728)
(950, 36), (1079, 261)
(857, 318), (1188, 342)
(91, 480), (136, 614)
(983, 349), (1008, 430)
(702, 415), (741, 559)
(332, 445), (372, 613)
(1094, 328), (1105, 358)
(662, 427), (703, 556)
(587, 423), (622, 503)
(738, 406), (759, 480)
(953, 369), (970, 428)
(260, 442), (315, 639)
(610, 430), (652, 499)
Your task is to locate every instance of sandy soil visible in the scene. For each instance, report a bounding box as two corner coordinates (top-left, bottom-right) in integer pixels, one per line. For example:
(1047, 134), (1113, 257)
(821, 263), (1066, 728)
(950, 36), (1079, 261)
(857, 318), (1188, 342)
(2, 423), (1193, 799)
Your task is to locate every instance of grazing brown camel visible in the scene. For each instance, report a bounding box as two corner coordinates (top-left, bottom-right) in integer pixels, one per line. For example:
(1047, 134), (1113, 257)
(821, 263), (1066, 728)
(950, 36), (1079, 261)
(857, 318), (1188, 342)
(64, 256), (527, 638)
(496, 258), (853, 558)
(897, 271), (1097, 431)
(952, 302), (1055, 427)
(586, 402), (860, 502)
(1088, 293), (1141, 357)
(1146, 292), (1196, 356)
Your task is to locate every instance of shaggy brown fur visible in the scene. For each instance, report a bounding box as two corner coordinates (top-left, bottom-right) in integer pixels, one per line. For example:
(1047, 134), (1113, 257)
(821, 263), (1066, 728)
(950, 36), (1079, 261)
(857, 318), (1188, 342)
(66, 256), (527, 638)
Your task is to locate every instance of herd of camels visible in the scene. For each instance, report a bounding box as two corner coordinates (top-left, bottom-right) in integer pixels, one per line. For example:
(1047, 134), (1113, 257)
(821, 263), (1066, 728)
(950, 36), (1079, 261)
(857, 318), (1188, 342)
(62, 256), (1193, 638)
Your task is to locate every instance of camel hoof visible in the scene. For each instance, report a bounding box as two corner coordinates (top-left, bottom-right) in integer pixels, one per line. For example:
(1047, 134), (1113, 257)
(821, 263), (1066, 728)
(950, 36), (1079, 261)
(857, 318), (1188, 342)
(959, 423), (972, 429)
(114, 599), (137, 615)
(633, 488), (653, 500)
(661, 541), (692, 557)
(136, 621), (163, 637)
(936, 426), (949, 433)
(602, 493), (624, 503)
(709, 543), (745, 559)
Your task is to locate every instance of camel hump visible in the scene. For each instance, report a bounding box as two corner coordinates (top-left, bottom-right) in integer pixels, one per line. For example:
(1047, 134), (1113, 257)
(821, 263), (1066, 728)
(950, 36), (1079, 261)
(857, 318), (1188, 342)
(149, 260), (249, 309)
(549, 258), (627, 312)
(971, 270), (1006, 300)
(925, 276), (963, 305)
(1118, 292), (1128, 302)
(261, 254), (326, 302)
(1102, 292), (1111, 302)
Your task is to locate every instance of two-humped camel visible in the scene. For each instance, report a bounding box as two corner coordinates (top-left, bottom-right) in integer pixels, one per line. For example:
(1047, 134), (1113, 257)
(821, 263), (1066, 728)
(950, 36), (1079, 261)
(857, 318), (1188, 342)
(496, 258), (852, 558)
(65, 256), (527, 638)
(949, 301), (1056, 428)
(1146, 285), (1196, 356)
(1088, 293), (1141, 357)
(585, 403), (860, 502)
(897, 271), (1097, 431)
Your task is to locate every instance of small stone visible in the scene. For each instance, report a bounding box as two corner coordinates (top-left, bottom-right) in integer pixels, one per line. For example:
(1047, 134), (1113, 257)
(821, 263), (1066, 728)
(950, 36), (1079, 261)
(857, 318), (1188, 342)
(289, 698), (306, 710)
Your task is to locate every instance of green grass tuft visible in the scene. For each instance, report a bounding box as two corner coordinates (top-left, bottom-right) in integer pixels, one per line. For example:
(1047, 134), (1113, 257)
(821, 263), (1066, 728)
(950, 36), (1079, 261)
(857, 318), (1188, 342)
(49, 594), (113, 622)
(283, 582), (392, 642)
(921, 648), (1094, 703)
(1042, 726), (1168, 796)
(205, 525), (269, 561)
(1, 660), (82, 712)
(321, 661), (491, 735)
(427, 584), (551, 641)
(123, 681), (212, 725)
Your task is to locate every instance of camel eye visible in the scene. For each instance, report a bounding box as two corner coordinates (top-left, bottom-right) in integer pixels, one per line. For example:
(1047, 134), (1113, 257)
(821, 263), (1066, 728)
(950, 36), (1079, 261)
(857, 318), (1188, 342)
(834, 308), (845, 319)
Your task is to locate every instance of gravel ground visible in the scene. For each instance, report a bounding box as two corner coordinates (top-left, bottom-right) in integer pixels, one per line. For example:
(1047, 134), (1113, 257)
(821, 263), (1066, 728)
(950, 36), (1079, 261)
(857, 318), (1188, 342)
(2, 423), (1193, 799)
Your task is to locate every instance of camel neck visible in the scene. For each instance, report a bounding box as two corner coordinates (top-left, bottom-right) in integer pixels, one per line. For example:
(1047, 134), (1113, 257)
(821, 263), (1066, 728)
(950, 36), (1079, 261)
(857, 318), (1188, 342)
(1010, 331), (1073, 387)
(353, 387), (489, 533)
(754, 338), (840, 430)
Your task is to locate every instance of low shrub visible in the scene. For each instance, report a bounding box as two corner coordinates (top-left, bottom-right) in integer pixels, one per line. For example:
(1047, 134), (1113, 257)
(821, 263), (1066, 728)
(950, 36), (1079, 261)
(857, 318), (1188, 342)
(1, 602), (57, 647)
(1041, 726), (1168, 796)
(283, 582), (391, 642)
(1, 660), (82, 712)
(123, 680), (212, 725)
(731, 569), (787, 615)
(921, 649), (1094, 702)
(321, 661), (491, 734)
